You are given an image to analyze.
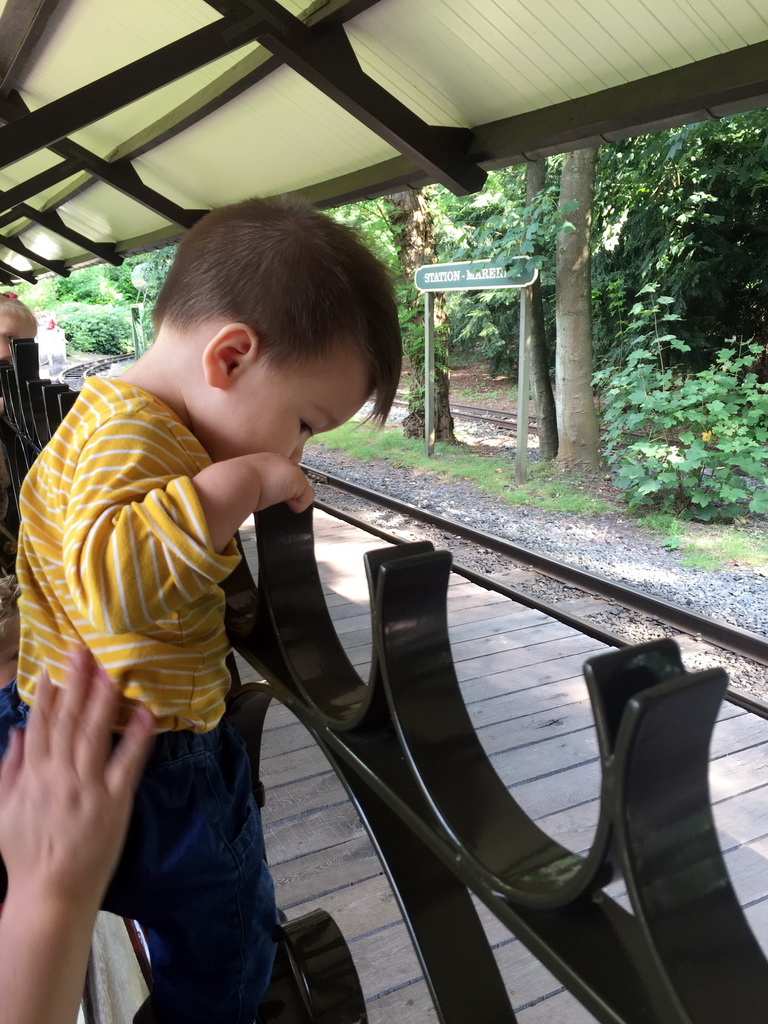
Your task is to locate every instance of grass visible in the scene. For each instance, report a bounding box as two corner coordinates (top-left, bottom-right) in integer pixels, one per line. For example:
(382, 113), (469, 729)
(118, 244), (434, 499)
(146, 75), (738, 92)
(309, 420), (613, 516)
(453, 386), (502, 404)
(638, 512), (768, 570)
(310, 420), (768, 570)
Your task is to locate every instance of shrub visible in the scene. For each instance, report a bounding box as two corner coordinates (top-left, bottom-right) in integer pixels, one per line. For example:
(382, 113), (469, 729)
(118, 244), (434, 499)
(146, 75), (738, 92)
(58, 305), (132, 356)
(595, 342), (768, 520)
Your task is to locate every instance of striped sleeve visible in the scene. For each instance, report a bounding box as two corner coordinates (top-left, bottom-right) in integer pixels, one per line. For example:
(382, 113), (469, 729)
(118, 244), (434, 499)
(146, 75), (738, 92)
(62, 413), (240, 634)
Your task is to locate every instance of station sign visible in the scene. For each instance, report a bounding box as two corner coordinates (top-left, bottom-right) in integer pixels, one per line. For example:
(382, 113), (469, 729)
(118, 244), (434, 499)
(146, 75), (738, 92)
(414, 257), (537, 292)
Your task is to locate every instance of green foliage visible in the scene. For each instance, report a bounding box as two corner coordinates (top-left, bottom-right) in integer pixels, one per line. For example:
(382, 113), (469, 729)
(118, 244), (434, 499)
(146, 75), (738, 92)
(58, 305), (133, 355)
(310, 421), (613, 515)
(56, 264), (131, 306)
(638, 512), (768, 569)
(12, 275), (60, 311)
(446, 288), (520, 374)
(596, 298), (768, 520)
(10, 247), (177, 353)
(123, 248), (176, 339)
(434, 166), (558, 374)
(593, 110), (768, 366)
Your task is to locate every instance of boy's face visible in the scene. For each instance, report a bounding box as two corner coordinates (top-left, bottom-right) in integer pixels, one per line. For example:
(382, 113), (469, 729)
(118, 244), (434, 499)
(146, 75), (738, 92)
(0, 310), (35, 362)
(0, 614), (20, 688)
(197, 344), (372, 464)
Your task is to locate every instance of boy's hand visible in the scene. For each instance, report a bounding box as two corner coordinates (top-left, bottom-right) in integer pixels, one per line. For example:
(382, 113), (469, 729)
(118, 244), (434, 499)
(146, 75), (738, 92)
(192, 453), (315, 552)
(0, 648), (154, 912)
(249, 452), (314, 514)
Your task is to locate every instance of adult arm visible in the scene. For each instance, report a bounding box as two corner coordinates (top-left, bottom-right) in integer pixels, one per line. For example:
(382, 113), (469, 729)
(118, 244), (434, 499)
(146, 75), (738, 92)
(0, 649), (154, 1024)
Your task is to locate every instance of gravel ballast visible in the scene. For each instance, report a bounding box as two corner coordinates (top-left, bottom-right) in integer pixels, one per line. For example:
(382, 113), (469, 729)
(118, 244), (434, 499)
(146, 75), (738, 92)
(303, 439), (768, 643)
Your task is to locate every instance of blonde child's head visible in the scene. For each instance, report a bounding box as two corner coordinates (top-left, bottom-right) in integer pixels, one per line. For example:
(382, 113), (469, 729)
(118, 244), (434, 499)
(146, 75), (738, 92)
(0, 296), (37, 362)
(0, 573), (20, 688)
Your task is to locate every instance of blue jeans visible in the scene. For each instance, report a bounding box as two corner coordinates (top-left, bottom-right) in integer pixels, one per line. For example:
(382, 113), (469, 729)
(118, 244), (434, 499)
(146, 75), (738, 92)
(0, 680), (278, 1024)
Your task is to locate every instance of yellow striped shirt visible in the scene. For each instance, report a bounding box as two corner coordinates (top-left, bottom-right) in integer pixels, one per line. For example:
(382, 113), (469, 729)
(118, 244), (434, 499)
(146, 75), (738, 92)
(16, 376), (241, 732)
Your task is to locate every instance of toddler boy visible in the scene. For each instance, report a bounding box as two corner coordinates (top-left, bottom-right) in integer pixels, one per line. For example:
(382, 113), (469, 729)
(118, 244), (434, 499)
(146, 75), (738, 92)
(10, 196), (401, 1024)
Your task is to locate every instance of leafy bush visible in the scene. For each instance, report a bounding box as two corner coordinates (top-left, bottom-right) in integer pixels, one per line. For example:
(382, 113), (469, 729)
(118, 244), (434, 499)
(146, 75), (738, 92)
(58, 305), (132, 356)
(447, 289), (520, 375)
(596, 339), (768, 521)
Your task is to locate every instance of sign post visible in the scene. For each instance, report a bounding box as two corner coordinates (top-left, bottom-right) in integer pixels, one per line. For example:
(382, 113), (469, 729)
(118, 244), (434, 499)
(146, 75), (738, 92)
(516, 288), (531, 484)
(424, 291), (436, 456)
(414, 258), (538, 466)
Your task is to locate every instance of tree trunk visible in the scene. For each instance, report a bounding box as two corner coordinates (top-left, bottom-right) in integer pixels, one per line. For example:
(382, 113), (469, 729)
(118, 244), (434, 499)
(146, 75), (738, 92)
(525, 159), (558, 460)
(387, 188), (455, 442)
(555, 148), (602, 470)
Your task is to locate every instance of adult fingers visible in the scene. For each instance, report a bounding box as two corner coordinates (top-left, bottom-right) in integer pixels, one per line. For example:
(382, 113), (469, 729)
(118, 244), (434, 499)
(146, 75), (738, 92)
(72, 652), (120, 778)
(0, 726), (24, 800)
(24, 669), (57, 765)
(104, 703), (154, 798)
(49, 648), (92, 768)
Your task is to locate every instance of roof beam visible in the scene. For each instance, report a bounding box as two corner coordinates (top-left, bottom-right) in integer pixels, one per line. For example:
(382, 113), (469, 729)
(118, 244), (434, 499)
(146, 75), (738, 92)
(0, 155), (82, 213)
(111, 0), (384, 163)
(287, 154), (430, 209)
(10, 205), (122, 266)
(0, 259), (36, 285)
(0, 11), (278, 171)
(0, 233), (69, 276)
(471, 39), (768, 167)
(0, 94), (206, 230)
(0, 0), (71, 96)
(0, 1), (386, 258)
(48, 140), (207, 231)
(244, 0), (486, 195)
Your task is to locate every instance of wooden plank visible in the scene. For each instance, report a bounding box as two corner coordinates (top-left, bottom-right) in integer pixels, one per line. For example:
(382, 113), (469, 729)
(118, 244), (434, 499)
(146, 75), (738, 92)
(456, 634), (609, 685)
(344, 621), (605, 672)
(265, 800), (369, 864)
(452, 619), (590, 662)
(270, 835), (384, 906)
(329, 592), (529, 646)
(460, 649), (607, 702)
(263, 767), (348, 827)
(261, 740), (337, 789)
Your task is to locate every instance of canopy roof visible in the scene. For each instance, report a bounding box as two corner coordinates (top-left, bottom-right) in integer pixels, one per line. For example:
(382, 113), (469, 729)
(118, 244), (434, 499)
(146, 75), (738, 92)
(1, 0), (768, 284)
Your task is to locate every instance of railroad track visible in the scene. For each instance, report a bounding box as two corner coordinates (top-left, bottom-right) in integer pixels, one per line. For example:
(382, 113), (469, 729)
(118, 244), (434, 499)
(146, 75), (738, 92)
(391, 396), (538, 433)
(304, 466), (768, 714)
(59, 354), (134, 389)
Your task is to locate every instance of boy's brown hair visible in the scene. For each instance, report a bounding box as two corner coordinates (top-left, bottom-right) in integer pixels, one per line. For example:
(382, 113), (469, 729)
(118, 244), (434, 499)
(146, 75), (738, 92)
(153, 195), (402, 423)
(0, 573), (20, 635)
(0, 296), (37, 341)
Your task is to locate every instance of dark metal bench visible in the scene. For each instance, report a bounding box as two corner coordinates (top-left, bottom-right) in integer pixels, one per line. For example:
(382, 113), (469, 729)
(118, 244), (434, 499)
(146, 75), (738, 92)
(3, 339), (768, 1023)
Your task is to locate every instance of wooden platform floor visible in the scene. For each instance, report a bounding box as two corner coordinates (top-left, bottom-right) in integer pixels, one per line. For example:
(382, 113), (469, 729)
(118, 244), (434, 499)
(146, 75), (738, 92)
(234, 510), (768, 1023)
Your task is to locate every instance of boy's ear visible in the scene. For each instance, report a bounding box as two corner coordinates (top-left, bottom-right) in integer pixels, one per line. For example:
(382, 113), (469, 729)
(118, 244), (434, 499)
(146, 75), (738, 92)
(202, 323), (260, 390)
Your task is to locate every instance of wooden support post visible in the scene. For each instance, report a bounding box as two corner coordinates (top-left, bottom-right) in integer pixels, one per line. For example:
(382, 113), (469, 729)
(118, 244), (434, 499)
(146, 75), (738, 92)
(424, 290), (435, 457)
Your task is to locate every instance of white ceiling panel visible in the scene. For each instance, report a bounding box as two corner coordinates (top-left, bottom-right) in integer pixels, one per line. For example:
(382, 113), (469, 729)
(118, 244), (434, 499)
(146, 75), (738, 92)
(1, 0), (767, 281)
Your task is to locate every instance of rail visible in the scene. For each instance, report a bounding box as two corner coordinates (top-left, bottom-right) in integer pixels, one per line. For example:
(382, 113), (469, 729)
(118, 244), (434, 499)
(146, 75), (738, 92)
(305, 467), (768, 669)
(2, 339), (768, 1022)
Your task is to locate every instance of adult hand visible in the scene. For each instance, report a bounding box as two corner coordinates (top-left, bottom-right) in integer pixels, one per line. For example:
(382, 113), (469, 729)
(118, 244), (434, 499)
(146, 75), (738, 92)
(0, 647), (154, 911)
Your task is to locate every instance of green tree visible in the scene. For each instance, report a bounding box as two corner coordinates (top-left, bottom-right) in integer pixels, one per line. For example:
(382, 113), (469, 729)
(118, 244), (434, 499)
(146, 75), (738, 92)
(593, 110), (768, 371)
(525, 160), (558, 459)
(386, 187), (455, 441)
(332, 193), (457, 441)
(555, 147), (601, 470)
(441, 164), (561, 454)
